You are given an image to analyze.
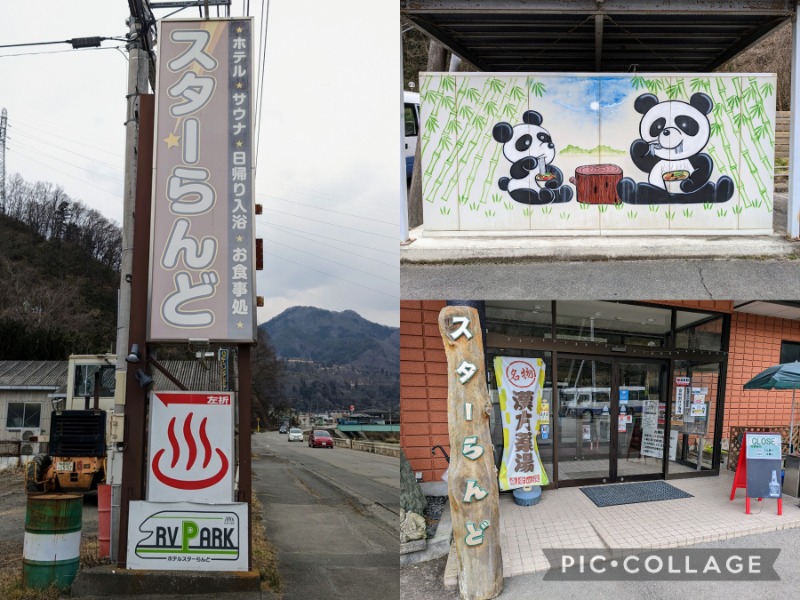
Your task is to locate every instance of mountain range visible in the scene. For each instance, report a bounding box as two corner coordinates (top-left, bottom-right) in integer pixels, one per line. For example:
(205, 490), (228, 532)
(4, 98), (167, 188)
(260, 307), (399, 412)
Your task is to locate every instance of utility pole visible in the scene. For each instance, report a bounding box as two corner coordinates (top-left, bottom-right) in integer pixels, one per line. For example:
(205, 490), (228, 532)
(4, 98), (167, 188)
(111, 14), (150, 562)
(0, 108), (6, 214)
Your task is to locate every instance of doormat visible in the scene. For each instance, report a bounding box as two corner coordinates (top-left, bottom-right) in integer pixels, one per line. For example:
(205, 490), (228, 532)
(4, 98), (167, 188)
(580, 481), (693, 507)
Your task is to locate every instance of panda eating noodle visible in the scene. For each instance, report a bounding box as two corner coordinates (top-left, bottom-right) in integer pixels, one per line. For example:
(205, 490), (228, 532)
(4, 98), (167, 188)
(616, 92), (735, 205)
(492, 110), (573, 205)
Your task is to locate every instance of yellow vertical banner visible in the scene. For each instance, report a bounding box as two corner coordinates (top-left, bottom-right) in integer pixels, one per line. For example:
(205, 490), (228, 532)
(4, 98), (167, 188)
(494, 356), (548, 490)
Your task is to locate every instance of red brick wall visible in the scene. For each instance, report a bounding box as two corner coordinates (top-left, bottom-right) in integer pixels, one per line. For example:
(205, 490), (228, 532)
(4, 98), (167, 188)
(400, 301), (449, 481)
(724, 312), (800, 438)
(401, 301), (800, 480)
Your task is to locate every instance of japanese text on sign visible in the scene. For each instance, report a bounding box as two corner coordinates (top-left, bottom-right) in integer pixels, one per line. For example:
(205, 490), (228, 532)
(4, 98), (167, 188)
(149, 19), (255, 343)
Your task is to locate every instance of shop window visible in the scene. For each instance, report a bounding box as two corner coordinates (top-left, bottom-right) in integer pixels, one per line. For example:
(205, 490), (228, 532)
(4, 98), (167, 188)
(73, 364), (116, 398)
(556, 301), (670, 346)
(6, 403), (41, 429)
(780, 341), (800, 364)
(675, 311), (723, 351)
(485, 301), (553, 338)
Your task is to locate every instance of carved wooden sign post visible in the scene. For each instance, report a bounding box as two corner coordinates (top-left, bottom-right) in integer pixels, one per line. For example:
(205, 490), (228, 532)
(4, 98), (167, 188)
(439, 306), (503, 600)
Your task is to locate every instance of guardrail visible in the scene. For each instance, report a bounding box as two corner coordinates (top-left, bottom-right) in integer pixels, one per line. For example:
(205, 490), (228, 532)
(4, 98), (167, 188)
(332, 438), (400, 458)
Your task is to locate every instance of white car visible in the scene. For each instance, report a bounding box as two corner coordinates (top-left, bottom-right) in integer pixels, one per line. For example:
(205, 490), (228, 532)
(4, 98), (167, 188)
(288, 428), (303, 442)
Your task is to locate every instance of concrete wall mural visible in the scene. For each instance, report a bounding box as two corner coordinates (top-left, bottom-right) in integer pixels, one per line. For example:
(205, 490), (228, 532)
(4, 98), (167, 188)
(419, 73), (776, 234)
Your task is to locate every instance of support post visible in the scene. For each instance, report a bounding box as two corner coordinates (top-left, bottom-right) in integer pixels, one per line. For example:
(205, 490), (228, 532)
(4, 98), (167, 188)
(595, 14), (604, 71)
(788, 3), (800, 238)
(116, 95), (155, 568)
(237, 344), (253, 570)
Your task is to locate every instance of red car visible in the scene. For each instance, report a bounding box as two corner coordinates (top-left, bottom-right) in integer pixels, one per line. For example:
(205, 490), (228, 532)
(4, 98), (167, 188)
(308, 429), (334, 448)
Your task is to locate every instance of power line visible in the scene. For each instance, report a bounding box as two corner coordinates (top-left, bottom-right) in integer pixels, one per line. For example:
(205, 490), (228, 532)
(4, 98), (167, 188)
(259, 220), (399, 266)
(256, 218), (397, 256)
(9, 127), (124, 174)
(261, 207), (397, 240)
(11, 119), (125, 160)
(254, 0), (270, 168)
(257, 192), (398, 226)
(0, 45), (126, 60)
(263, 237), (398, 284)
(263, 250), (398, 300)
(9, 148), (121, 200)
(9, 137), (124, 186)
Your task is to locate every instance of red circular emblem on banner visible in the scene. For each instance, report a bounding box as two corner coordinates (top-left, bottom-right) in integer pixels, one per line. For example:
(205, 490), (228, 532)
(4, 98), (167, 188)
(505, 360), (537, 389)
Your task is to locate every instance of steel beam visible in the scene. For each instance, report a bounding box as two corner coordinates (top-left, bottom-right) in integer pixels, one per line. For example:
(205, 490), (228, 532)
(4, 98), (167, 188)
(402, 0), (793, 16)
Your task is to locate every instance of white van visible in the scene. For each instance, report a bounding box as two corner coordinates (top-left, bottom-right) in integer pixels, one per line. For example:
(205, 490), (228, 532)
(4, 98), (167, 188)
(404, 91), (420, 181)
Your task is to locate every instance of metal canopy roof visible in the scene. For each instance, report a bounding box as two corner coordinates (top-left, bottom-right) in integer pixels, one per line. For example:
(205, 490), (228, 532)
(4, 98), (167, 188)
(401, 0), (795, 73)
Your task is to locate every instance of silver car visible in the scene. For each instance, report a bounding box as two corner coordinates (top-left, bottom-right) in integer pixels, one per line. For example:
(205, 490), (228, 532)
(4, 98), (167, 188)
(288, 428), (303, 442)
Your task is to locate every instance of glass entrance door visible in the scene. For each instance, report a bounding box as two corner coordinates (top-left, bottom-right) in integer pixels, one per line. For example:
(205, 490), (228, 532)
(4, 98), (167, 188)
(615, 361), (666, 481)
(557, 357), (613, 483)
(556, 357), (667, 485)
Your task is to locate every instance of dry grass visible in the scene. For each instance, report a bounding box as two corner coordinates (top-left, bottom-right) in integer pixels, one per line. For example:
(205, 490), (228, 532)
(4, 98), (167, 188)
(251, 493), (281, 593)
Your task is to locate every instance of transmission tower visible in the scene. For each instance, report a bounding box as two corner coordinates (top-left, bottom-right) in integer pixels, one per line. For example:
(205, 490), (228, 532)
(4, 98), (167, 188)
(0, 108), (6, 214)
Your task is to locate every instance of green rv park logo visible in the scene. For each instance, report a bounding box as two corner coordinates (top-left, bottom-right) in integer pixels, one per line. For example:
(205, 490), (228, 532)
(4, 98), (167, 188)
(134, 510), (240, 563)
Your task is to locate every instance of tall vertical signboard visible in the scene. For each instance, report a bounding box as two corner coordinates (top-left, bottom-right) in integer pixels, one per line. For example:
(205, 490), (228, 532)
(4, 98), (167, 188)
(130, 17), (254, 572)
(493, 356), (549, 490)
(148, 18), (256, 343)
(439, 306), (502, 600)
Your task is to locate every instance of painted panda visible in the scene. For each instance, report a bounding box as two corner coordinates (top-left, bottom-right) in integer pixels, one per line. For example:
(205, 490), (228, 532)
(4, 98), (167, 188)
(616, 92), (735, 205)
(492, 111), (573, 205)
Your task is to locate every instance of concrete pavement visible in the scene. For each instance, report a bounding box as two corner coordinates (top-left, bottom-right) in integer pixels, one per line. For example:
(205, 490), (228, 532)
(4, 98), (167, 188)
(400, 471), (800, 599)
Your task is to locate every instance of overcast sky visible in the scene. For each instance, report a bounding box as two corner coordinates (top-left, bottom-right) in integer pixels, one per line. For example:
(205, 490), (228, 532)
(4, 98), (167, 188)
(0, 1), (399, 327)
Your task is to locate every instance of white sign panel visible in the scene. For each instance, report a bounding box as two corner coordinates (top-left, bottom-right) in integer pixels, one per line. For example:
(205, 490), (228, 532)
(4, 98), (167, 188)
(746, 433), (782, 460)
(148, 391), (234, 503)
(127, 501), (248, 571)
(494, 356), (548, 490)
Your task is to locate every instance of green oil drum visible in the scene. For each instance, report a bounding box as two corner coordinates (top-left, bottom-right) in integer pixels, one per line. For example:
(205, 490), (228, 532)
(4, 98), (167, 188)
(23, 493), (82, 589)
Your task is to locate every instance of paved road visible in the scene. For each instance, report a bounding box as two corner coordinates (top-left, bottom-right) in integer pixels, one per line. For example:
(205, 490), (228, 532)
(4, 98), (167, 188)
(402, 259), (800, 299)
(251, 432), (399, 600)
(401, 526), (800, 600)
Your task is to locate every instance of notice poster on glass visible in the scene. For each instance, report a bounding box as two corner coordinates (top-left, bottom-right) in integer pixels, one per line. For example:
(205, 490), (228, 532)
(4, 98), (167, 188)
(494, 356), (549, 490)
(641, 400), (663, 458)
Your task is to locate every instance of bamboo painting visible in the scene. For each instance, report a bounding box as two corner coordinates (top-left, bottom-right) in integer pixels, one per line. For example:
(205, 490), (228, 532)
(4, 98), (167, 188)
(420, 73), (776, 234)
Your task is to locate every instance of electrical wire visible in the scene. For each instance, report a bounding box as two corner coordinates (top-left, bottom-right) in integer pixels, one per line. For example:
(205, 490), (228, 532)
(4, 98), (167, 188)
(257, 193), (398, 226)
(263, 250), (398, 300)
(9, 137), (124, 186)
(9, 126), (124, 174)
(258, 220), (398, 266)
(255, 218), (397, 256)
(0, 45), (126, 59)
(254, 0), (270, 168)
(261, 207), (397, 240)
(262, 237), (398, 284)
(10, 119), (125, 160)
(9, 148), (122, 200)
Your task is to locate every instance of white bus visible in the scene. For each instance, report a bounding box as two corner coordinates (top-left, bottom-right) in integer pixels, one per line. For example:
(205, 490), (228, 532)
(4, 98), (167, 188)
(558, 386), (647, 419)
(404, 91), (420, 181)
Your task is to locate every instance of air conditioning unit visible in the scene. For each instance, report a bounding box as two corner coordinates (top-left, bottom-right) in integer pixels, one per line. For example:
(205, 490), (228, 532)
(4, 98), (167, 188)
(20, 430), (40, 456)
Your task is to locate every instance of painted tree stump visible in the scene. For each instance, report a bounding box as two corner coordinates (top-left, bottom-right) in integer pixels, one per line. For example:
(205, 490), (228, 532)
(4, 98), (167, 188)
(570, 163), (623, 204)
(438, 306), (503, 600)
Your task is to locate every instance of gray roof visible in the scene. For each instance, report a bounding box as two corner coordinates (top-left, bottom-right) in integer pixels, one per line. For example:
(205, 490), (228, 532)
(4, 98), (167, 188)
(151, 359), (237, 392)
(402, 0), (793, 72)
(0, 361), (68, 389)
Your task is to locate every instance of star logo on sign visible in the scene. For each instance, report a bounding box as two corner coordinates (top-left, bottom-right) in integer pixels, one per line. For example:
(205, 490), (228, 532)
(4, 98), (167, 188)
(236, 140), (243, 148)
(236, 321), (244, 329)
(236, 27), (243, 33)
(236, 235), (244, 242)
(163, 133), (180, 149)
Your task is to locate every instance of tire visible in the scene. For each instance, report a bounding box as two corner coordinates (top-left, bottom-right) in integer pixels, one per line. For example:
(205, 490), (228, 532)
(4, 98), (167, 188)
(25, 454), (50, 494)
